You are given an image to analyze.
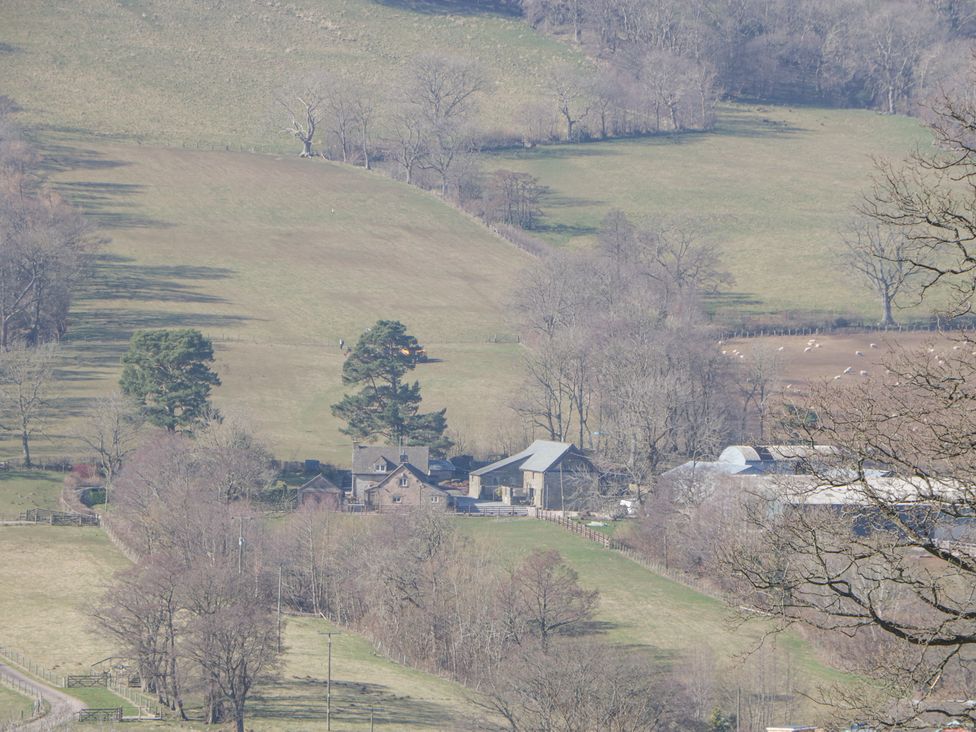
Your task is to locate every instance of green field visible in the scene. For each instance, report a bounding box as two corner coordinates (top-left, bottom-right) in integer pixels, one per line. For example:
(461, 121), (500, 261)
(0, 0), (581, 148)
(0, 684), (33, 727)
(0, 526), (127, 675)
(459, 518), (849, 722)
(0, 140), (530, 462)
(487, 104), (930, 321)
(0, 471), (63, 518)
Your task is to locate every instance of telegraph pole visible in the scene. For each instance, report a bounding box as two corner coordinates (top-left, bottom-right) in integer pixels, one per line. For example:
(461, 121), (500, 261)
(320, 630), (340, 730)
(276, 564), (283, 653)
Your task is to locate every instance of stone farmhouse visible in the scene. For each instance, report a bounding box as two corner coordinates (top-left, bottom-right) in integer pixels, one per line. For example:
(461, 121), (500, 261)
(351, 445), (431, 503)
(364, 463), (456, 511)
(468, 440), (598, 509)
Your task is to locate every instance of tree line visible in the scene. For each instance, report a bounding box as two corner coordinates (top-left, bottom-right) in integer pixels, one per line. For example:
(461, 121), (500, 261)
(521, 0), (972, 116)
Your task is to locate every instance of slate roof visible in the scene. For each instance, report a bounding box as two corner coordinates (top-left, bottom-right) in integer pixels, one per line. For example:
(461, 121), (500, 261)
(471, 440), (587, 477)
(353, 445), (430, 475)
(367, 463), (447, 494)
(298, 474), (342, 493)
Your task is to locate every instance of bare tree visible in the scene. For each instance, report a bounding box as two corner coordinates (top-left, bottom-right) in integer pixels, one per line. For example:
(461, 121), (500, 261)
(482, 170), (546, 229)
(507, 549), (598, 650)
(78, 390), (146, 491)
(276, 84), (323, 157)
(738, 345), (783, 442)
(387, 112), (429, 185)
(405, 53), (486, 129)
(0, 341), (59, 467)
(843, 219), (919, 326)
(484, 640), (681, 732)
(548, 64), (593, 141)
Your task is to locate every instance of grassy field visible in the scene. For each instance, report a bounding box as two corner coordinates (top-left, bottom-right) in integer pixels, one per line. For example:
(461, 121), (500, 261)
(458, 518), (850, 723)
(66, 687), (138, 716)
(0, 139), (531, 463)
(0, 471), (63, 518)
(0, 685), (32, 727)
(0, 0), (580, 148)
(487, 104), (930, 321)
(248, 615), (492, 730)
(0, 526), (127, 675)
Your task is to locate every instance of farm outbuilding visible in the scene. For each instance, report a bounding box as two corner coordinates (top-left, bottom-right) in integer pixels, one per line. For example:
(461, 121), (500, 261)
(297, 474), (344, 511)
(468, 440), (597, 510)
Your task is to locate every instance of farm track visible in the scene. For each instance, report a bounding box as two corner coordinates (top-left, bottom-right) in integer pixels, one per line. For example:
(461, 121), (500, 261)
(0, 661), (81, 731)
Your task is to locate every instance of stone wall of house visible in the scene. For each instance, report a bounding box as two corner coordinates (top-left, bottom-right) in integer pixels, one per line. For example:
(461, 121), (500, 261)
(371, 471), (450, 510)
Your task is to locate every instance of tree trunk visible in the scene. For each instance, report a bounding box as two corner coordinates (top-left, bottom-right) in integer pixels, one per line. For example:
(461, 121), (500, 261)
(887, 84), (895, 115)
(361, 122), (370, 170)
(21, 428), (31, 468)
(881, 291), (896, 327)
(301, 138), (313, 158)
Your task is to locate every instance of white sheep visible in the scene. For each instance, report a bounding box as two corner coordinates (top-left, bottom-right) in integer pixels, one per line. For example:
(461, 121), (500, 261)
(843, 366), (853, 374)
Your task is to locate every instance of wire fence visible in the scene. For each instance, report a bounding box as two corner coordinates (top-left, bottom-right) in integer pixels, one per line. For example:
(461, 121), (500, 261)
(721, 316), (976, 340)
(0, 668), (49, 729)
(0, 645), (162, 720)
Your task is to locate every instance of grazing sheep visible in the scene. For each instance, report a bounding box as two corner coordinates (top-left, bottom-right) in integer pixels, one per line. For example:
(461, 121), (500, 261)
(834, 375), (842, 380)
(870, 343), (878, 348)
(843, 366), (853, 374)
(859, 370), (868, 376)
(804, 346), (812, 352)
(777, 346), (785, 351)
(855, 350), (864, 356)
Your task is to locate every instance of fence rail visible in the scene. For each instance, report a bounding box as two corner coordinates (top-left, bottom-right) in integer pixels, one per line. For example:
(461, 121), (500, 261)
(20, 508), (98, 527)
(78, 707), (122, 722)
(721, 316), (976, 341)
(65, 673), (108, 688)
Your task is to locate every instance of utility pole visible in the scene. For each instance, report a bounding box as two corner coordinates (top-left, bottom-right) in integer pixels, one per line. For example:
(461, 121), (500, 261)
(320, 630), (340, 730)
(237, 516), (253, 576)
(276, 564), (283, 653)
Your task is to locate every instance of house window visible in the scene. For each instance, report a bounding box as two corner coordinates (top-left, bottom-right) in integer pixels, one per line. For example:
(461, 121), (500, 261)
(392, 495), (402, 503)
(374, 463), (387, 472)
(430, 496), (440, 503)
(399, 476), (409, 487)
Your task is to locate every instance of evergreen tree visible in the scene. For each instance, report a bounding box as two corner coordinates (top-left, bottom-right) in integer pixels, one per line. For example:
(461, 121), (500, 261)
(331, 320), (452, 454)
(120, 329), (220, 432)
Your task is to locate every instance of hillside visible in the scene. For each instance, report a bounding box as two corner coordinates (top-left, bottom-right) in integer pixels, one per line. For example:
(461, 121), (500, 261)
(0, 139), (530, 462)
(486, 104), (930, 322)
(0, 0), (581, 147)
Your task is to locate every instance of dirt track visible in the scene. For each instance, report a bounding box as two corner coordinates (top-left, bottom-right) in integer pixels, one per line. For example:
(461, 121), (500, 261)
(0, 660), (82, 731)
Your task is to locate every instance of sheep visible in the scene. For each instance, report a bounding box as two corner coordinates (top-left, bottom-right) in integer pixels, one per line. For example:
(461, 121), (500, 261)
(855, 350), (864, 357)
(843, 366), (853, 374)
(804, 346), (812, 353)
(870, 343), (878, 348)
(859, 370), (868, 376)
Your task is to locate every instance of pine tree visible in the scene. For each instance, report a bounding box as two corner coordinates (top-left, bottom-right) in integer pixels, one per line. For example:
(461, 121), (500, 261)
(120, 329), (220, 432)
(331, 320), (452, 454)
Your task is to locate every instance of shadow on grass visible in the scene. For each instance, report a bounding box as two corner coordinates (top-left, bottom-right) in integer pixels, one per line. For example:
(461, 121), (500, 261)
(85, 254), (233, 304)
(372, 0), (519, 16)
(250, 677), (474, 728)
(706, 290), (765, 313)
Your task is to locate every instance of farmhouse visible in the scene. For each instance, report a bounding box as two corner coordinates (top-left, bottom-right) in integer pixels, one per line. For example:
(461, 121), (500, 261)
(365, 463), (453, 511)
(468, 440), (597, 509)
(351, 445), (430, 502)
(297, 474), (344, 511)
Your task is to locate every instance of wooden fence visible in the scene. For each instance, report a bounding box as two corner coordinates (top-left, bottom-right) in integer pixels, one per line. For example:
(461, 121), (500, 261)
(65, 673), (108, 688)
(0, 644), (162, 720)
(78, 708), (122, 722)
(20, 508), (98, 527)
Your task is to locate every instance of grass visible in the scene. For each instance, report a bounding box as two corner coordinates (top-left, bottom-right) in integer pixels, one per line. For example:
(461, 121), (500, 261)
(248, 615), (493, 730)
(457, 518), (852, 720)
(0, 526), (128, 675)
(487, 104), (932, 321)
(0, 685), (33, 726)
(65, 687), (138, 716)
(0, 140), (530, 463)
(0, 471), (63, 518)
(0, 0), (582, 148)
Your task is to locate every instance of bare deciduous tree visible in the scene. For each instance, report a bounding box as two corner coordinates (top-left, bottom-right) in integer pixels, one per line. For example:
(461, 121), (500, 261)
(276, 84), (324, 158)
(0, 340), (59, 467)
(78, 390), (146, 491)
(843, 219), (919, 326)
